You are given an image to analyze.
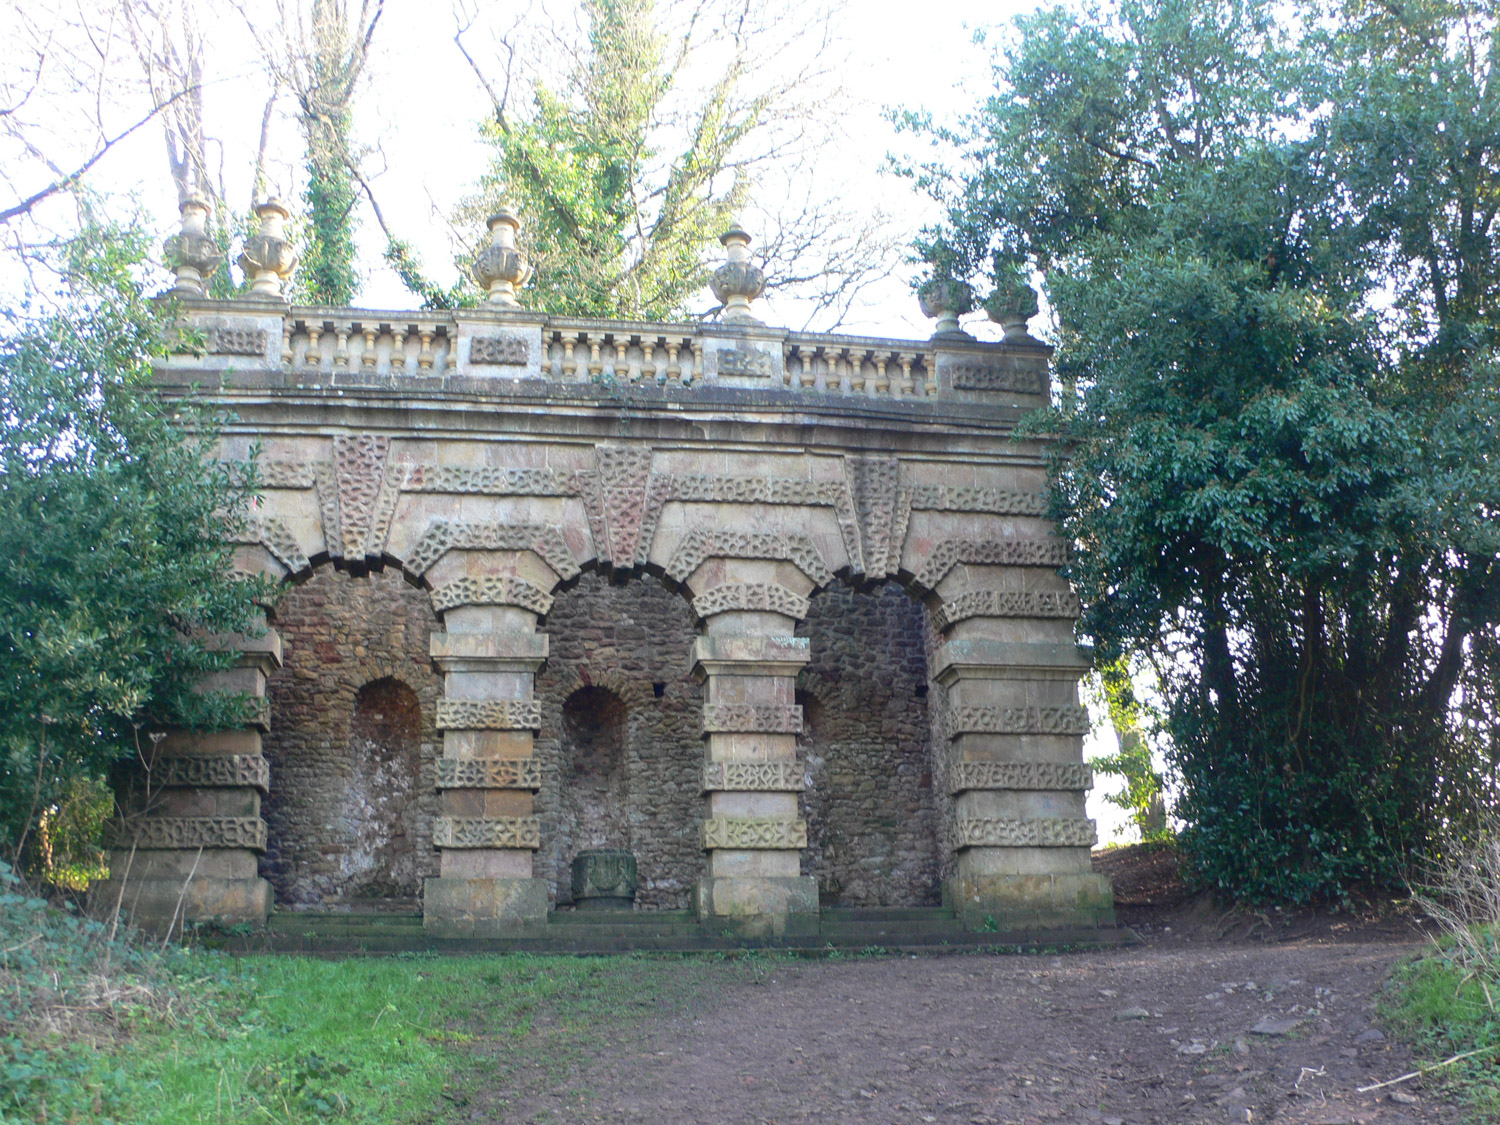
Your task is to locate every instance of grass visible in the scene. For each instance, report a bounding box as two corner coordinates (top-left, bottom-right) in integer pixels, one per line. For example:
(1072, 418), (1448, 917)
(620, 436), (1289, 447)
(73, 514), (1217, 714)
(1380, 939), (1500, 1120)
(0, 865), (741, 1124)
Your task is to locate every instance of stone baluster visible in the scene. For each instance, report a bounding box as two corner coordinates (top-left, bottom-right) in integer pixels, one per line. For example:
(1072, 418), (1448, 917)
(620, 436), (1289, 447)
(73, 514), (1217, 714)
(560, 331), (580, 378)
(423, 559), (552, 934)
(360, 325), (378, 369)
(688, 564), (818, 936)
(392, 325), (409, 373)
(931, 571), (1113, 931)
(94, 628), (281, 930)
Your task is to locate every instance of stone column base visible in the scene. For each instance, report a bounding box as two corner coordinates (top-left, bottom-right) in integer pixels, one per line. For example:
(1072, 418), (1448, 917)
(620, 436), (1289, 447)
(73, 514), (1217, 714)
(89, 874), (273, 931)
(943, 872), (1116, 931)
(423, 876), (548, 936)
(694, 875), (819, 937)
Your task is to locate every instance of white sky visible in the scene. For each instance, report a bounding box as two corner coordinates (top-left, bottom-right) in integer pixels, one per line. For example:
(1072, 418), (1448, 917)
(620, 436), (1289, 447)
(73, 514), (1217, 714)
(8, 0), (1140, 841)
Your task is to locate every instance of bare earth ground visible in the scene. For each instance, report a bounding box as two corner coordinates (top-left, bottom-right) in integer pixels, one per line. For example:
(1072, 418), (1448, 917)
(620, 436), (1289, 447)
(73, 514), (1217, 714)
(459, 847), (1462, 1125)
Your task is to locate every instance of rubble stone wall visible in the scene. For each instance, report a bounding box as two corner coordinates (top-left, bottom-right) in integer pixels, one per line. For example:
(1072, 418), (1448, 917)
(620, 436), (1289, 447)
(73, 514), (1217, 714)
(261, 566), (441, 907)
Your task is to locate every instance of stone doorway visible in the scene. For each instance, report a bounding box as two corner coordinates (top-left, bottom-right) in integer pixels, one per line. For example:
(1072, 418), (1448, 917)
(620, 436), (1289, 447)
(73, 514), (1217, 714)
(556, 686), (630, 903)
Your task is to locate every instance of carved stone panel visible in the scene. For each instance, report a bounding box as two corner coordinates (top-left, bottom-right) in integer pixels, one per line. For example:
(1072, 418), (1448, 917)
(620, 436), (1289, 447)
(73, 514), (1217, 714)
(948, 364), (1047, 394)
(701, 704), (804, 734)
(435, 757), (543, 790)
(716, 347), (773, 377)
(948, 816), (1097, 849)
(596, 445), (654, 566)
(157, 754), (271, 793)
(333, 434), (391, 559)
(948, 761), (1093, 794)
(667, 530), (833, 586)
(435, 699), (543, 731)
(930, 589), (1081, 631)
(701, 761), (805, 792)
(209, 327), (268, 356)
(949, 705), (1092, 736)
(469, 335), (529, 365)
(110, 816), (268, 851)
(700, 817), (808, 850)
(914, 538), (1071, 591)
(691, 583), (811, 622)
(434, 815), (542, 849)
(405, 519), (579, 580)
(430, 575), (555, 617)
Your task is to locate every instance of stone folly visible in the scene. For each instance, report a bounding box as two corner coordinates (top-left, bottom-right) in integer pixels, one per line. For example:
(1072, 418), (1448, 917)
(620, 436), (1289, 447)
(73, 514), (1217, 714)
(97, 222), (1114, 940)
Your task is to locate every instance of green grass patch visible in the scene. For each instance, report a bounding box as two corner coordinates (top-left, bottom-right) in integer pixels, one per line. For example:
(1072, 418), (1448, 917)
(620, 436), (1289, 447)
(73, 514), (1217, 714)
(1380, 950), (1500, 1119)
(99, 951), (732, 1124)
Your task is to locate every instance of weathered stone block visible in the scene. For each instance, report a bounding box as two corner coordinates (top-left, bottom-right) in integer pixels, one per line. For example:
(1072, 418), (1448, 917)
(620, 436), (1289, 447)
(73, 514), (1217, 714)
(422, 876), (548, 933)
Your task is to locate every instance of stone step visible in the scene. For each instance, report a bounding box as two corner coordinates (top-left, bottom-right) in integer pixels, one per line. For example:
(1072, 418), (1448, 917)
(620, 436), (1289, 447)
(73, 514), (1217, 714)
(226, 922), (1138, 957)
(548, 910), (698, 926)
(821, 907), (958, 923)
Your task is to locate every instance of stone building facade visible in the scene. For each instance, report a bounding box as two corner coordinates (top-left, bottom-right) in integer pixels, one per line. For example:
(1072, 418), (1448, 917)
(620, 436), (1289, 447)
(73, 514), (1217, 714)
(98, 229), (1115, 937)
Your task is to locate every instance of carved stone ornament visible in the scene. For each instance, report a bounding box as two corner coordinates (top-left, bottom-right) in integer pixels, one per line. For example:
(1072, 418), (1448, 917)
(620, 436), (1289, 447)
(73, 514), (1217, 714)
(949, 364), (1047, 394)
(434, 815), (541, 849)
(948, 761), (1093, 794)
(948, 816), (1097, 850)
(156, 754), (271, 793)
(929, 589), (1081, 631)
(983, 276), (1041, 340)
(109, 816), (267, 851)
(163, 194), (223, 297)
(949, 705), (1092, 736)
(472, 208), (531, 308)
(435, 699), (543, 731)
(469, 335), (530, 365)
(571, 849), (638, 908)
(691, 583), (811, 622)
(435, 757), (543, 790)
(701, 761), (805, 792)
(716, 347), (773, 377)
(710, 223), (766, 325)
(917, 278), (974, 339)
(700, 817), (808, 850)
(237, 199), (297, 300)
(209, 328), (267, 356)
(701, 703), (804, 734)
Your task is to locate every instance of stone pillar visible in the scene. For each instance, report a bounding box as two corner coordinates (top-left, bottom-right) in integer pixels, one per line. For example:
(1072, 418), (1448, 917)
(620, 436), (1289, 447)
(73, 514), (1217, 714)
(94, 629), (280, 930)
(689, 564), (818, 935)
(932, 577), (1115, 930)
(423, 563), (551, 935)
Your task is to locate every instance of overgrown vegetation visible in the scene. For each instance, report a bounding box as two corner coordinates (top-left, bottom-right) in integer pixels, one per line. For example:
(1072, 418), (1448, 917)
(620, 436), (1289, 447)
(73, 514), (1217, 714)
(0, 860), (739, 1124)
(0, 222), (272, 871)
(902, 0), (1500, 903)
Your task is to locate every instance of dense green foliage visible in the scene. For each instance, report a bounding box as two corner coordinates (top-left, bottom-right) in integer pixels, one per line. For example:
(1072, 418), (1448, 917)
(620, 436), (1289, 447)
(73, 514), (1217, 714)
(1381, 953), (1500, 1115)
(904, 0), (1500, 901)
(1090, 661), (1169, 842)
(460, 0), (752, 318)
(0, 226), (271, 865)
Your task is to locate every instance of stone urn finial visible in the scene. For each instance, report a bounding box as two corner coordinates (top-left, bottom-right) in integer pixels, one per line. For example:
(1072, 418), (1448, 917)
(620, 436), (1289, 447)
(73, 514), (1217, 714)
(163, 194), (223, 298)
(984, 273), (1041, 341)
(473, 208), (531, 308)
(918, 277), (975, 340)
(711, 221), (766, 325)
(237, 199), (297, 301)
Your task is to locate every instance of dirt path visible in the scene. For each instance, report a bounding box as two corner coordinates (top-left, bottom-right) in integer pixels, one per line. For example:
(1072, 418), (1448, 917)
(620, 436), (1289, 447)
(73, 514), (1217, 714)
(462, 936), (1456, 1124)
(458, 849), (1458, 1124)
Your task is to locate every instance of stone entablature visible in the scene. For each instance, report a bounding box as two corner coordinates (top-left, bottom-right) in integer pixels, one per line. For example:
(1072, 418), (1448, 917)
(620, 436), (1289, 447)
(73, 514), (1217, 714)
(124, 292), (1117, 938)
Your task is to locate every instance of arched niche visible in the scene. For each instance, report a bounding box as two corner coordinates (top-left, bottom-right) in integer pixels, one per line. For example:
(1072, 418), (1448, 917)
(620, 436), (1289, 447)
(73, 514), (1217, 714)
(260, 565), (439, 910)
(797, 581), (941, 907)
(556, 686), (630, 897)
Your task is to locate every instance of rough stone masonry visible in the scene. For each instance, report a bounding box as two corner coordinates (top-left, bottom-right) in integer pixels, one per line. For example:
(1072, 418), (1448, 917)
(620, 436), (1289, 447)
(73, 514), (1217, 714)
(96, 205), (1115, 939)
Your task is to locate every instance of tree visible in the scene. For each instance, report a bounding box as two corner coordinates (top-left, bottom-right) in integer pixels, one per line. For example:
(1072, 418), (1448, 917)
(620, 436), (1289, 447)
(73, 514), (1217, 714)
(243, 0), (384, 306)
(903, 0), (1500, 901)
(0, 222), (273, 871)
(438, 0), (890, 324)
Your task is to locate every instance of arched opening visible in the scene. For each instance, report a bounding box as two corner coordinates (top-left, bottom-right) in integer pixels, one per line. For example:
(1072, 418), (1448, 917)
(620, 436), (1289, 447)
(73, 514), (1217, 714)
(337, 677), (424, 903)
(261, 565), (440, 911)
(556, 686), (629, 899)
(799, 581), (940, 907)
(533, 571), (704, 910)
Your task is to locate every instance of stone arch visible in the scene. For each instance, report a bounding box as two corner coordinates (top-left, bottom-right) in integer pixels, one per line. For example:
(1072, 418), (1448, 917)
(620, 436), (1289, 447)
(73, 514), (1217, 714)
(555, 685), (630, 891)
(532, 571), (705, 909)
(796, 581), (941, 907)
(260, 562), (441, 910)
